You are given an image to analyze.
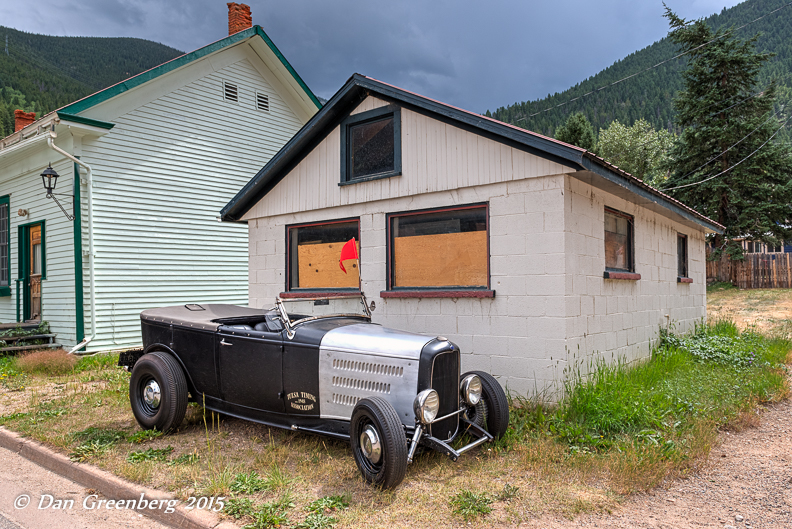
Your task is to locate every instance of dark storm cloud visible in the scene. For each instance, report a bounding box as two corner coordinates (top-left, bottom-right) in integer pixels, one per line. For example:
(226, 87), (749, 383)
(0, 0), (743, 112)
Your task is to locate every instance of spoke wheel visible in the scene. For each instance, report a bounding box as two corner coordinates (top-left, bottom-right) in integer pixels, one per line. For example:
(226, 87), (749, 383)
(461, 371), (509, 438)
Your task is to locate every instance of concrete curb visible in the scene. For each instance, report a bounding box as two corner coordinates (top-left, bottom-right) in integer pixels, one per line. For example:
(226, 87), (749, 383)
(0, 427), (237, 529)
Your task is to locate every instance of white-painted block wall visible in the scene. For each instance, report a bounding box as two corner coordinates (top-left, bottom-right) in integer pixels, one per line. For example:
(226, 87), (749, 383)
(243, 94), (711, 400)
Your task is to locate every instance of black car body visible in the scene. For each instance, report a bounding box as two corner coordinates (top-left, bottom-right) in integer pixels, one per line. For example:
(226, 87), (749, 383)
(120, 295), (508, 488)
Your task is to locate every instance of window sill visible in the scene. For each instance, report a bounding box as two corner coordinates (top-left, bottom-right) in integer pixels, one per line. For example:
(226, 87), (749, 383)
(280, 291), (361, 299)
(0, 288), (9, 297)
(339, 171), (402, 186)
(603, 271), (641, 280)
(677, 277), (693, 284)
(380, 290), (495, 299)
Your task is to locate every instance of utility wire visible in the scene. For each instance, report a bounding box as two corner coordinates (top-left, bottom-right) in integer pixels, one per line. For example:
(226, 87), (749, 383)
(598, 79), (785, 165)
(514, 0), (792, 122)
(670, 104), (788, 183)
(661, 113), (792, 191)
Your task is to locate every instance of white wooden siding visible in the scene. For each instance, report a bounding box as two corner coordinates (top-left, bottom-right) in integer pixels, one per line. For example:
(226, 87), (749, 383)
(78, 56), (306, 351)
(243, 95), (576, 220)
(0, 141), (78, 344)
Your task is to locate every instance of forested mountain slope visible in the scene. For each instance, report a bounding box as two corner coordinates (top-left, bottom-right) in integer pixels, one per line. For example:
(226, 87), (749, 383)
(0, 26), (183, 137)
(489, 0), (792, 138)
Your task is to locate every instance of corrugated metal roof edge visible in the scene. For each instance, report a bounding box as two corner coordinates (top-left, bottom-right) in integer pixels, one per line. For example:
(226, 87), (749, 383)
(221, 74), (724, 234)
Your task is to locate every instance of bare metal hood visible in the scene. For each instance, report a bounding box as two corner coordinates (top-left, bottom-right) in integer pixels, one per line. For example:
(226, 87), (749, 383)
(320, 324), (432, 360)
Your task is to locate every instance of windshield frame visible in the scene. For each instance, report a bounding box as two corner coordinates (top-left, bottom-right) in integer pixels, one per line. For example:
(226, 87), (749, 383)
(275, 293), (372, 335)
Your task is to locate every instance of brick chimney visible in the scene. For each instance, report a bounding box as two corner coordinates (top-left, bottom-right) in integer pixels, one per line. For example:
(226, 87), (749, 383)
(227, 3), (252, 35)
(14, 110), (36, 132)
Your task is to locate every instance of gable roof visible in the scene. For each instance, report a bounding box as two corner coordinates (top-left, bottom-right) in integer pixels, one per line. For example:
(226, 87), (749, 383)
(60, 25), (321, 115)
(0, 25), (320, 150)
(220, 74), (723, 234)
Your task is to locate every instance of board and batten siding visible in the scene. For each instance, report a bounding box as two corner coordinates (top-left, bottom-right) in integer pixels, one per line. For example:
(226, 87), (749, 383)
(242, 96), (576, 220)
(78, 56), (306, 351)
(0, 139), (79, 344)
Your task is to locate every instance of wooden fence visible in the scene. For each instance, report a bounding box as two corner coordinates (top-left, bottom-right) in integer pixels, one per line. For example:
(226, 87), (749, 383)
(707, 252), (792, 289)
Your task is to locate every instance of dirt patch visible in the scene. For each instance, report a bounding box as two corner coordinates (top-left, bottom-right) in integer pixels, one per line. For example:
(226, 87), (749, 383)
(708, 287), (792, 336)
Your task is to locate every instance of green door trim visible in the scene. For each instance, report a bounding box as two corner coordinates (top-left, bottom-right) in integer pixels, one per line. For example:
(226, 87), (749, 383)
(0, 194), (9, 297)
(18, 220), (46, 321)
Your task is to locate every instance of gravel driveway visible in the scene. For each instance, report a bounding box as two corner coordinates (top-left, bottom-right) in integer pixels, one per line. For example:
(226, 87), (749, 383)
(533, 396), (792, 529)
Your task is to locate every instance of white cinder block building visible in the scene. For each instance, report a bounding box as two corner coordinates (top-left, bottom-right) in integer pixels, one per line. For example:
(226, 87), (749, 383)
(221, 75), (723, 396)
(0, 7), (320, 351)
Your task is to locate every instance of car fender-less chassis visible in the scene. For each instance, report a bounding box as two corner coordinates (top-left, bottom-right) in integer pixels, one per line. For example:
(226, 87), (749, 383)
(119, 297), (509, 489)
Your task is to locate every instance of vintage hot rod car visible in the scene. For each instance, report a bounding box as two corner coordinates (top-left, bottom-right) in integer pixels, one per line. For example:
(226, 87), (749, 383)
(119, 294), (508, 489)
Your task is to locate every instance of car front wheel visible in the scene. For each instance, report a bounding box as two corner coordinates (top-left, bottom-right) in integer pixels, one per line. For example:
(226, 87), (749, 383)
(129, 351), (188, 433)
(461, 371), (509, 438)
(350, 397), (408, 490)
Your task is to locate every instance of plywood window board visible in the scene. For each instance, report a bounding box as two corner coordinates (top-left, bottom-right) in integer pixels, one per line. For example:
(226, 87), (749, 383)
(389, 204), (489, 290)
(288, 219), (360, 291)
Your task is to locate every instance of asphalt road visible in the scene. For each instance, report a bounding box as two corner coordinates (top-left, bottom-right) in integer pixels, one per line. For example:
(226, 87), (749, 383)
(0, 445), (171, 529)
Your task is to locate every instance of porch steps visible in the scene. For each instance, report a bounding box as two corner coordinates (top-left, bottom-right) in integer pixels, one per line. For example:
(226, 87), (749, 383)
(1, 343), (62, 353)
(0, 333), (61, 354)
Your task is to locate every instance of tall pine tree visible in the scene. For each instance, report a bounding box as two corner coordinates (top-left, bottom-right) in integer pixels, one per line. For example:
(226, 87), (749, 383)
(663, 7), (792, 257)
(555, 112), (597, 151)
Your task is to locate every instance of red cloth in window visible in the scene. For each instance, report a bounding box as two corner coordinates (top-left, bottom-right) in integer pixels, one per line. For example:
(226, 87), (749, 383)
(339, 238), (358, 273)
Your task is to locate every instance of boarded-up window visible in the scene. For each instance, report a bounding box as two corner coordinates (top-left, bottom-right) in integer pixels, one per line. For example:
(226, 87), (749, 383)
(677, 233), (688, 278)
(389, 206), (488, 289)
(0, 195), (8, 291)
(288, 220), (359, 290)
(349, 117), (394, 179)
(604, 208), (633, 272)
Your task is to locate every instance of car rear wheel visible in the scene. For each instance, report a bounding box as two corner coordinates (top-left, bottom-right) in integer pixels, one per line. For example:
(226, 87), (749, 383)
(350, 397), (408, 490)
(129, 351), (188, 433)
(461, 371), (509, 438)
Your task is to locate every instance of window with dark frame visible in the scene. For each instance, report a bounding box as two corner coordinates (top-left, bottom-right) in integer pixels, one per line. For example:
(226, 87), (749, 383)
(677, 233), (688, 278)
(0, 195), (8, 295)
(604, 208), (634, 272)
(388, 205), (489, 290)
(287, 219), (360, 291)
(340, 106), (401, 184)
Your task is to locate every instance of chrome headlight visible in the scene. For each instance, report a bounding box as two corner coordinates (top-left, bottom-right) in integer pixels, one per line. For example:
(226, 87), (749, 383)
(460, 374), (482, 406)
(413, 389), (440, 424)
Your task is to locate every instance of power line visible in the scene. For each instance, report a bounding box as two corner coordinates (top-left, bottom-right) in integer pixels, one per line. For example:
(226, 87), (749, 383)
(661, 114), (792, 191)
(667, 103), (788, 183)
(598, 78), (787, 165)
(513, 0), (792, 123)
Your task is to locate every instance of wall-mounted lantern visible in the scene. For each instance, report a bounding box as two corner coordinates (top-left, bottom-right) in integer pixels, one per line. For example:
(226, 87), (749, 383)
(40, 164), (75, 221)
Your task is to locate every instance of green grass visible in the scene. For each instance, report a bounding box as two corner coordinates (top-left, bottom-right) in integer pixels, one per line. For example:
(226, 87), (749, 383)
(230, 471), (271, 494)
(536, 320), (789, 456)
(126, 446), (174, 463)
(128, 429), (163, 444)
(449, 490), (494, 521)
(707, 281), (737, 293)
(306, 495), (349, 513)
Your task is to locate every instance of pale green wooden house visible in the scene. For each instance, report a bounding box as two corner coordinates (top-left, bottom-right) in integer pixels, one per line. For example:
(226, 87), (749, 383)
(0, 23), (320, 352)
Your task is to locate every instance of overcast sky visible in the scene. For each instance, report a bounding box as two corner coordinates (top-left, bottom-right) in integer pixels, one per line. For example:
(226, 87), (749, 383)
(0, 0), (745, 113)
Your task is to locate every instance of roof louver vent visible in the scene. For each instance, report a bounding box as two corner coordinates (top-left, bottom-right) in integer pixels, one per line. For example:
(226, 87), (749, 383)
(256, 92), (270, 111)
(224, 81), (238, 103)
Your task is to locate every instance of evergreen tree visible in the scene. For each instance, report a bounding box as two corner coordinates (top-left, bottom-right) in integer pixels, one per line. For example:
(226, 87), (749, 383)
(555, 111), (596, 151)
(599, 119), (674, 186)
(663, 7), (792, 257)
